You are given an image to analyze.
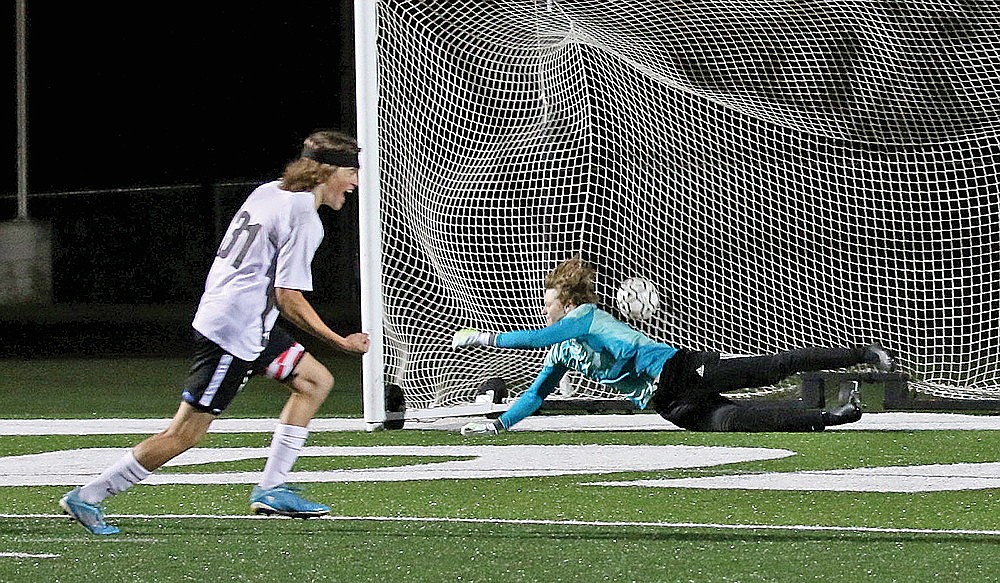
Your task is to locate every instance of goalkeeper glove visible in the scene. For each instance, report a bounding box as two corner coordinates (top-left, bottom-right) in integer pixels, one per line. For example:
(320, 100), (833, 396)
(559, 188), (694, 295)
(452, 328), (497, 348)
(460, 419), (503, 436)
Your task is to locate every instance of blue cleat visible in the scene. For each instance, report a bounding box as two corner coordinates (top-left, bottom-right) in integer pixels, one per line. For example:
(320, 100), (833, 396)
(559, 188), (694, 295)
(250, 484), (329, 518)
(60, 487), (119, 535)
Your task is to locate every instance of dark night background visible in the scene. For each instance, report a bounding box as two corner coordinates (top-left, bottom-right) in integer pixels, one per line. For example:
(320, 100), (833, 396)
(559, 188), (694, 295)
(1, 3), (363, 357)
(3, 2), (357, 192)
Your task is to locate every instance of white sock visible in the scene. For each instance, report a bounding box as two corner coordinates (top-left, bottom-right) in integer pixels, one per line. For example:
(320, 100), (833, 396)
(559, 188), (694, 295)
(78, 450), (152, 505)
(259, 423), (309, 490)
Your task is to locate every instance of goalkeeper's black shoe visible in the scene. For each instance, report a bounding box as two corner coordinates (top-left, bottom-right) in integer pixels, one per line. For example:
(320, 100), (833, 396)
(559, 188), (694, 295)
(863, 344), (894, 372)
(828, 385), (863, 425)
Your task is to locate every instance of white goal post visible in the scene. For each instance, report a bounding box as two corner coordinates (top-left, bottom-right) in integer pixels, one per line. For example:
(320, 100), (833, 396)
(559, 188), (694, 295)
(355, 0), (1000, 428)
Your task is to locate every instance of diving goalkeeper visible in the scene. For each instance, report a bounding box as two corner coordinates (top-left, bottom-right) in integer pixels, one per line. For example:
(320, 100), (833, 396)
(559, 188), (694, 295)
(452, 256), (893, 435)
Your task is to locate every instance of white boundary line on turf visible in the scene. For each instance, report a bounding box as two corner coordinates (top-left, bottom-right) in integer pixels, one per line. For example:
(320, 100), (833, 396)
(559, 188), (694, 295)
(14, 536), (162, 544)
(0, 552), (60, 559)
(2, 412), (1000, 435)
(7, 514), (1000, 537)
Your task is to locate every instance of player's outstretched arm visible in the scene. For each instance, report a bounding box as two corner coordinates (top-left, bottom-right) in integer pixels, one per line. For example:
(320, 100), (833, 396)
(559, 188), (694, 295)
(275, 287), (370, 354)
(453, 310), (593, 352)
(460, 366), (565, 436)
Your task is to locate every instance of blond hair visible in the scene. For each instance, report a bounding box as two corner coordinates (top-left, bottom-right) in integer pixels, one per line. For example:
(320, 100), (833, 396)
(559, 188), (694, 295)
(280, 130), (359, 192)
(544, 255), (599, 306)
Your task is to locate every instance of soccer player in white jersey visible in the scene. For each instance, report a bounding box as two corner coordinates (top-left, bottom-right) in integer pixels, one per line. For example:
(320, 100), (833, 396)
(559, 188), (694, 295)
(60, 130), (370, 535)
(454, 256), (893, 436)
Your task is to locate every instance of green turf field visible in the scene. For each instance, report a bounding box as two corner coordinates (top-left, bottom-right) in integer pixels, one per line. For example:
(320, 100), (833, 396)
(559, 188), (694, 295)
(1, 356), (364, 419)
(2, 358), (999, 582)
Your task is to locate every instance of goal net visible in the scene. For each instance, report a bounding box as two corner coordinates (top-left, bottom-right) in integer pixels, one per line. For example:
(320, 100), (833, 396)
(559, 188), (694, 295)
(359, 0), (1000, 420)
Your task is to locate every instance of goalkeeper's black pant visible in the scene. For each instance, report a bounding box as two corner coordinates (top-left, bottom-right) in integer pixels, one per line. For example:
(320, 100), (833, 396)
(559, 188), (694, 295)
(652, 346), (867, 432)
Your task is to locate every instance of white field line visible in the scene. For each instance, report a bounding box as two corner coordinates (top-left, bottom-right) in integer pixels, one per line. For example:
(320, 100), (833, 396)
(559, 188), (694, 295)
(5, 513), (1000, 538)
(2, 412), (1000, 435)
(0, 552), (60, 559)
(10, 536), (162, 544)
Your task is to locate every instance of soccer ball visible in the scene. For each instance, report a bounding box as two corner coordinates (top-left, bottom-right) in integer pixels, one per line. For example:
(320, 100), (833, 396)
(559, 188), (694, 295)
(615, 277), (660, 321)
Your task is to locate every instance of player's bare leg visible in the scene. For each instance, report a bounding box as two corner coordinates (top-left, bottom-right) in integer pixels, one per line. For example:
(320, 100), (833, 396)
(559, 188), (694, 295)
(251, 353), (335, 518)
(278, 353), (334, 426)
(62, 402), (213, 535)
(133, 402), (215, 470)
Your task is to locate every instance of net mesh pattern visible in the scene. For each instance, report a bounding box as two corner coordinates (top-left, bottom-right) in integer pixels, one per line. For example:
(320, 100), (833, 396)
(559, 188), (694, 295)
(372, 0), (1000, 408)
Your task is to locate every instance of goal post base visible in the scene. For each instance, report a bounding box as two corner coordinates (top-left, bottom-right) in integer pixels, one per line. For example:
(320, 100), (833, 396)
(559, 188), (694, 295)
(389, 401), (511, 423)
(539, 399), (638, 414)
(801, 371), (1000, 412)
(883, 388), (1000, 413)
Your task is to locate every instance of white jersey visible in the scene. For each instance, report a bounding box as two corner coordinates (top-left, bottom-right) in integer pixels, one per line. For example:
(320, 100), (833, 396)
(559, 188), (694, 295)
(192, 180), (323, 360)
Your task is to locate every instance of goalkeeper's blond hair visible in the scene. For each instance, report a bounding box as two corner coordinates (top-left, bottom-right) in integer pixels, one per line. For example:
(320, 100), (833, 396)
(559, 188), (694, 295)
(544, 255), (599, 307)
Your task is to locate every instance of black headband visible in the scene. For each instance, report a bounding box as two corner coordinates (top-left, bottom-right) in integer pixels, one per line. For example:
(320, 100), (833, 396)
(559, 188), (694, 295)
(302, 149), (360, 168)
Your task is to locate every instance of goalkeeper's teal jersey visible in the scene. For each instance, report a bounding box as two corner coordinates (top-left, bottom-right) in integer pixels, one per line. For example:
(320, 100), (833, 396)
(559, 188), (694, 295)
(495, 304), (678, 428)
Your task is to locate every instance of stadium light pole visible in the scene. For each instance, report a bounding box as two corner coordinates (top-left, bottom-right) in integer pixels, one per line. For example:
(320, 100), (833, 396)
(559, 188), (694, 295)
(15, 0), (28, 220)
(355, 0), (388, 429)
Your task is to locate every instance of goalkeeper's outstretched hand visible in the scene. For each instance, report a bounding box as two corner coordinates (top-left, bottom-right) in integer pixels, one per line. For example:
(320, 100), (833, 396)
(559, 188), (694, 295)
(460, 420), (502, 436)
(451, 328), (496, 348)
